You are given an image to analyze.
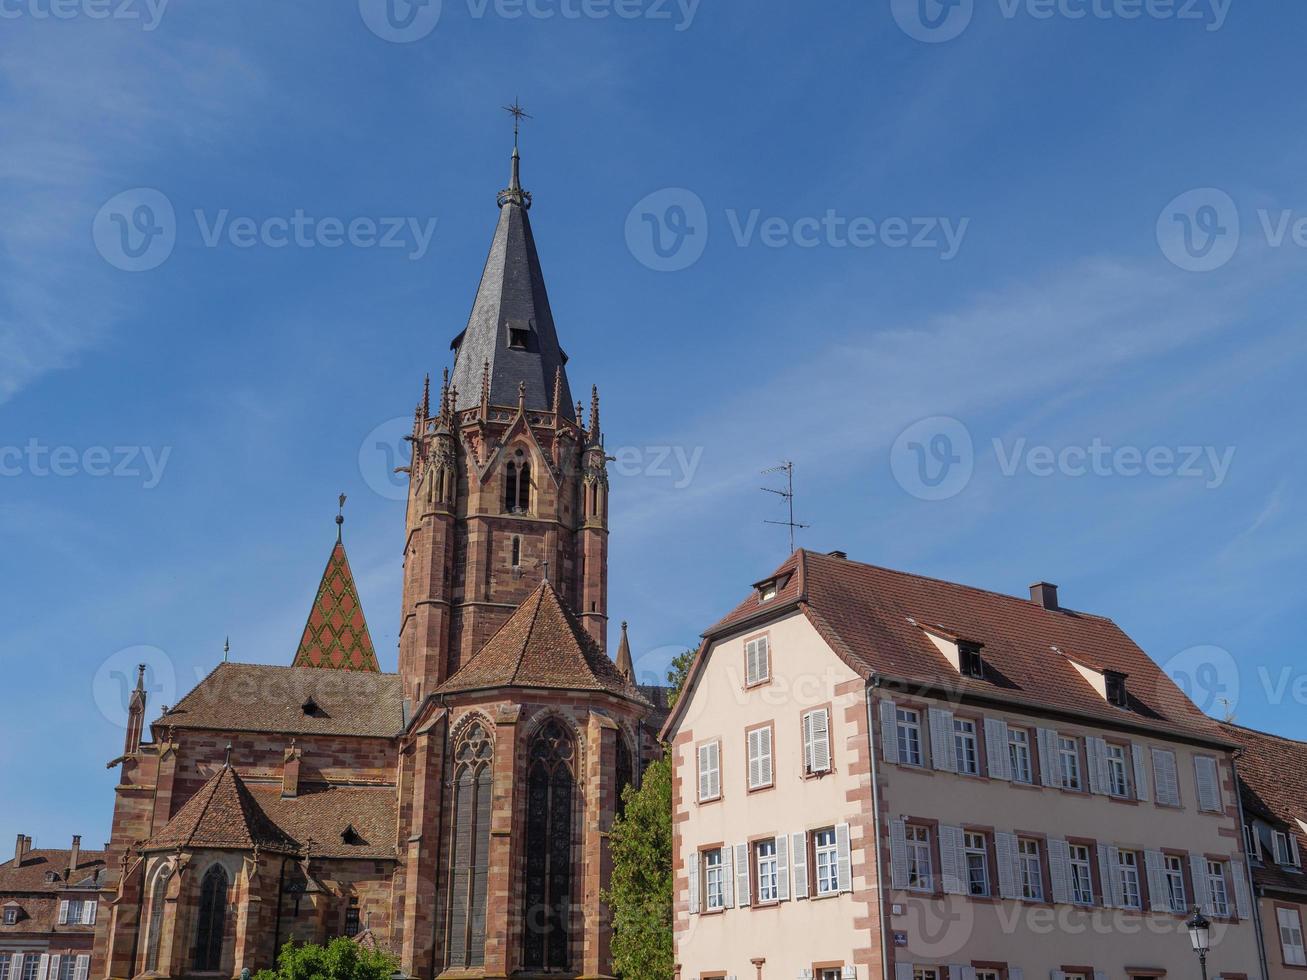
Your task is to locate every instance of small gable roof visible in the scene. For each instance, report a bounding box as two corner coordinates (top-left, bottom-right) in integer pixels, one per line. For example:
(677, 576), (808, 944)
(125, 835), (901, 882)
(143, 766), (298, 854)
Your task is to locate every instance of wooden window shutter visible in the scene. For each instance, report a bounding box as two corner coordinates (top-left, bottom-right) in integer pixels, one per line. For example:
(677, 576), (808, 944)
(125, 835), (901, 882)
(687, 849), (700, 914)
(791, 832), (809, 899)
(775, 835), (790, 901)
(835, 823), (853, 893)
(734, 844), (750, 907)
(879, 699), (899, 764)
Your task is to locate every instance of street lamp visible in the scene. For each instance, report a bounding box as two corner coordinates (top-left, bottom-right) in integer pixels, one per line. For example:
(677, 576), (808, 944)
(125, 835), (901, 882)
(1187, 906), (1211, 980)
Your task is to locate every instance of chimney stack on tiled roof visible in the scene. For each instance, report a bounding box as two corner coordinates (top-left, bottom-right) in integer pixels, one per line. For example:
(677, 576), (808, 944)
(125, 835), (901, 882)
(283, 741), (303, 799)
(68, 836), (81, 878)
(13, 833), (27, 866)
(1029, 581), (1059, 610)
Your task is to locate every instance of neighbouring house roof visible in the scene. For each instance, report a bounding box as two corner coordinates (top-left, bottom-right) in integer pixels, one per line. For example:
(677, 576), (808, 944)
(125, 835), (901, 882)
(0, 850), (107, 893)
(1218, 721), (1307, 896)
(156, 663), (404, 738)
(663, 549), (1228, 746)
(144, 766), (299, 854)
(436, 581), (650, 706)
(292, 537), (380, 672)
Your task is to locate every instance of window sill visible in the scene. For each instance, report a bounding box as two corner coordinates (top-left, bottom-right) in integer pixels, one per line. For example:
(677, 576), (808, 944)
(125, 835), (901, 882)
(747, 783), (776, 795)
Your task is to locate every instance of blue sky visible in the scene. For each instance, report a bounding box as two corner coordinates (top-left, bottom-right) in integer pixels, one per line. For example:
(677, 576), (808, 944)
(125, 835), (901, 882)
(2, 0), (1306, 852)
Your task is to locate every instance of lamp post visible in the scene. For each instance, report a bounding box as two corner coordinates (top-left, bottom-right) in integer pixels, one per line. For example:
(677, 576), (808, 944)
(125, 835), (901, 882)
(1187, 906), (1211, 980)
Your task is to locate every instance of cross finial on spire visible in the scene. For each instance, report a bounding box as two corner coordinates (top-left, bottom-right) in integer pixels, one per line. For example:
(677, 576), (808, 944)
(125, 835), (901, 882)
(498, 100), (533, 208)
(503, 99), (531, 148)
(337, 492), (347, 540)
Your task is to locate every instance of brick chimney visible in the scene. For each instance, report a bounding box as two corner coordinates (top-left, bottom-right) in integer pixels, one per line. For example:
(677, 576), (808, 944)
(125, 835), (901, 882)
(282, 741), (302, 799)
(1029, 582), (1059, 610)
(68, 836), (81, 878)
(14, 833), (27, 866)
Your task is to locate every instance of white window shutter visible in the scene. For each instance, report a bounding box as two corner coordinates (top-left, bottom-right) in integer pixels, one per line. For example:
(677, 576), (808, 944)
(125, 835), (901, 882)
(1049, 838), (1072, 905)
(1051, 972), (1067, 980)
(836, 822), (853, 893)
(1191, 854), (1213, 915)
(775, 834), (790, 901)
(842, 968), (857, 980)
(1106, 846), (1124, 906)
(961, 969), (977, 980)
(721, 845), (735, 908)
(792, 832), (809, 899)
(806, 709), (831, 774)
(890, 818), (909, 890)
(929, 707), (956, 772)
(735, 843), (750, 907)
(985, 718), (1011, 780)
(1232, 859), (1253, 920)
(996, 832), (1019, 899)
(803, 712), (815, 772)
(1195, 757), (1222, 812)
(1093, 972), (1107, 980)
(12, 956), (23, 980)
(57, 900), (70, 926)
(46, 957), (58, 980)
(1097, 845), (1116, 908)
(1087, 737), (1111, 795)
(74, 956), (89, 980)
(82, 901), (96, 926)
(880, 699), (899, 764)
(698, 745), (711, 801)
(895, 965), (913, 980)
(1292, 834), (1302, 867)
(1132, 744), (1151, 802)
(1152, 749), (1180, 806)
(949, 966), (967, 980)
(1144, 850), (1169, 912)
(939, 825), (965, 895)
(687, 849), (700, 914)
(1037, 729), (1058, 787)
(760, 728), (773, 786)
(1009, 970), (1023, 980)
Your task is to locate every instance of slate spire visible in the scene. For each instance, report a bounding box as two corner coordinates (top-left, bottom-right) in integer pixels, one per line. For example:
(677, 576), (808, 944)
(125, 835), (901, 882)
(449, 141), (573, 419)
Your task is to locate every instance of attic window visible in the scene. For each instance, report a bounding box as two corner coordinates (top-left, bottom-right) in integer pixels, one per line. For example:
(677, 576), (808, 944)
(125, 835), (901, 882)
(959, 643), (985, 679)
(302, 696), (322, 717)
(341, 825), (366, 847)
(1104, 671), (1128, 708)
(758, 581), (778, 602)
(508, 326), (530, 350)
(46, 872), (60, 883)
(3, 907), (18, 925)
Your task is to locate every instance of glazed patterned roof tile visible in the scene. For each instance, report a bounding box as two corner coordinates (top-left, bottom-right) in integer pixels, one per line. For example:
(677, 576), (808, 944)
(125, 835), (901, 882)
(293, 540), (380, 672)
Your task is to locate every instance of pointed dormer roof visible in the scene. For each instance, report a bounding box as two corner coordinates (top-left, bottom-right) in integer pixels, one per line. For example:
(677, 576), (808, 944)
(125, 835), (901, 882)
(615, 621), (634, 681)
(449, 146), (573, 419)
(437, 581), (648, 703)
(143, 765), (298, 854)
(293, 535), (379, 672)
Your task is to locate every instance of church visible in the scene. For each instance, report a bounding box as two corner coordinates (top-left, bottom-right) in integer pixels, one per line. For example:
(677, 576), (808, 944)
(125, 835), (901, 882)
(92, 138), (667, 980)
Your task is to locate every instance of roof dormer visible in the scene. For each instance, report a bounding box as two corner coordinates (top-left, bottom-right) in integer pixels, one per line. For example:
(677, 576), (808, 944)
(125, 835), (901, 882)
(1056, 646), (1129, 708)
(753, 571), (792, 604)
(916, 621), (986, 679)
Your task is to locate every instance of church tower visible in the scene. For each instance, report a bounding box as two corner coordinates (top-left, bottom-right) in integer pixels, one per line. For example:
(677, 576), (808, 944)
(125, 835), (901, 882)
(398, 141), (610, 704)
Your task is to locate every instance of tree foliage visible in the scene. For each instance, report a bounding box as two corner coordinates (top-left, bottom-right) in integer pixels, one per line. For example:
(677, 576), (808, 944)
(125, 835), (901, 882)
(665, 648), (696, 708)
(605, 753), (674, 980)
(252, 938), (397, 980)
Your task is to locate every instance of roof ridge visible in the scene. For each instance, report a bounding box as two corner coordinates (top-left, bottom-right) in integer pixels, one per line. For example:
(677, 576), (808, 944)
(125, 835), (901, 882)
(804, 550), (1114, 624)
(509, 584), (550, 686)
(1219, 719), (1307, 747)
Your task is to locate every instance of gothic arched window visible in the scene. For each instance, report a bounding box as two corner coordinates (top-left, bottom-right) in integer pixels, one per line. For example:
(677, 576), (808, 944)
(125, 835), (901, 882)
(505, 453), (532, 514)
(192, 865), (229, 972)
(144, 867), (170, 974)
(505, 461), (519, 513)
(523, 719), (576, 971)
(446, 722), (493, 970)
(615, 733), (634, 821)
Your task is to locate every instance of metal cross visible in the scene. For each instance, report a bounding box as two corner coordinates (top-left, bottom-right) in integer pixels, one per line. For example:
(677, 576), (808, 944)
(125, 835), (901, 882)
(503, 99), (531, 147)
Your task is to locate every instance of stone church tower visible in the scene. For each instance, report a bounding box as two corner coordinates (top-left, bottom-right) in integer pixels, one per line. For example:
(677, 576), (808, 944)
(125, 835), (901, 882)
(89, 141), (663, 980)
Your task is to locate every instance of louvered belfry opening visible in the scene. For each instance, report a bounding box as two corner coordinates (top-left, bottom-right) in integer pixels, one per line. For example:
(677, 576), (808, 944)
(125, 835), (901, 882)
(192, 864), (229, 972)
(446, 722), (494, 969)
(522, 719), (576, 971)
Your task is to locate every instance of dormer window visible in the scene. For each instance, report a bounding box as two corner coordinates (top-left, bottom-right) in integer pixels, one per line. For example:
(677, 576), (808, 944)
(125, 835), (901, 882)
(3, 906), (18, 925)
(342, 825), (365, 847)
(1104, 671), (1128, 708)
(302, 696), (322, 717)
(759, 582), (778, 602)
(959, 643), (985, 679)
(507, 324), (531, 350)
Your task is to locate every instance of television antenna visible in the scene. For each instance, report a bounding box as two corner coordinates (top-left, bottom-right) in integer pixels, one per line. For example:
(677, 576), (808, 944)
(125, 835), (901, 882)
(761, 461), (810, 553)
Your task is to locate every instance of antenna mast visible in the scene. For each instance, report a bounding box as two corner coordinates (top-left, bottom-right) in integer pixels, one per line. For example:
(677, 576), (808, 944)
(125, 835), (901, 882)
(761, 461), (810, 553)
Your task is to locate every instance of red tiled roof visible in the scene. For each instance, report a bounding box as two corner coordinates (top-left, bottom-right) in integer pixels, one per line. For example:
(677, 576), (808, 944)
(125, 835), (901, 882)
(437, 581), (650, 704)
(144, 766), (298, 854)
(670, 550), (1226, 745)
(1218, 721), (1307, 896)
(0, 851), (107, 893)
(293, 539), (380, 672)
(248, 785), (398, 860)
(158, 663), (403, 738)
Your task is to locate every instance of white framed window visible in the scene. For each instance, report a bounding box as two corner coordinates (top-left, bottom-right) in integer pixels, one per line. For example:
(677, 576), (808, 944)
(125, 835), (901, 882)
(1058, 735), (1082, 790)
(1018, 838), (1044, 901)
(953, 718), (979, 776)
(1117, 851), (1142, 909)
(58, 959), (73, 980)
(1246, 823), (1263, 861)
(803, 708), (832, 775)
(1274, 831), (1296, 866)
(1069, 844), (1094, 905)
(0, 954), (9, 980)
(1278, 905), (1307, 967)
(1, 908), (16, 925)
(912, 969), (940, 980)
(1105, 743), (1131, 797)
(819, 969), (841, 980)
(896, 708), (923, 767)
(974, 972), (1001, 980)
(814, 828), (840, 896)
(747, 726), (774, 790)
(703, 849), (725, 910)
(1207, 860), (1230, 917)
(905, 825), (933, 892)
(697, 741), (721, 802)
(745, 636), (770, 686)
(755, 839), (778, 903)
(964, 831), (989, 896)
(21, 958), (37, 980)
(1164, 854), (1188, 913)
(1008, 728), (1033, 784)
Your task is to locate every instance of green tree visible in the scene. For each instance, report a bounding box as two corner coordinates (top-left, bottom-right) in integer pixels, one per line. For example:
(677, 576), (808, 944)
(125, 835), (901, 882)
(252, 937), (397, 980)
(665, 647), (696, 709)
(605, 753), (673, 980)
